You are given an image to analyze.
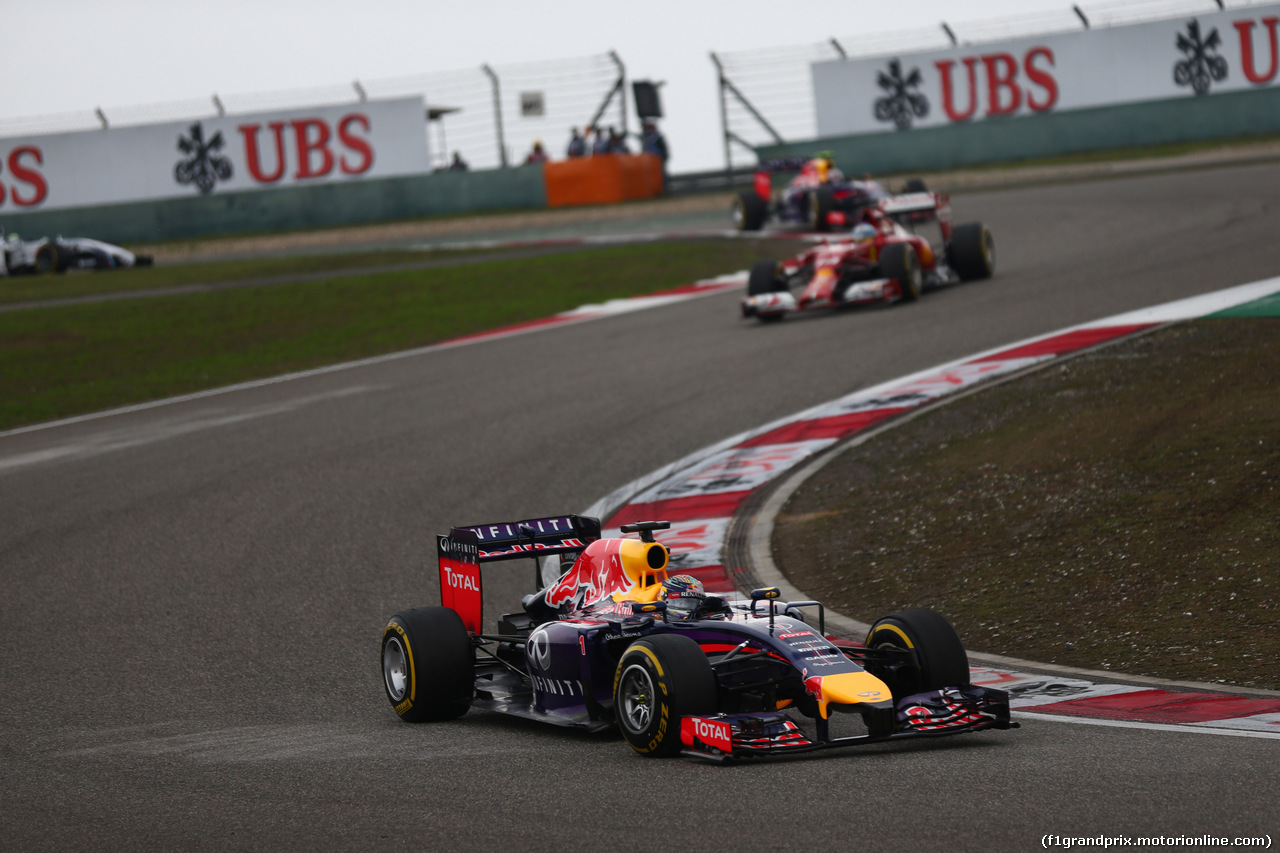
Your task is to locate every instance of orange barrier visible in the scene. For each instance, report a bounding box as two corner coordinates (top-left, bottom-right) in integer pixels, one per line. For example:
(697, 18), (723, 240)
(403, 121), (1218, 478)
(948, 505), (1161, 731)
(543, 153), (664, 207)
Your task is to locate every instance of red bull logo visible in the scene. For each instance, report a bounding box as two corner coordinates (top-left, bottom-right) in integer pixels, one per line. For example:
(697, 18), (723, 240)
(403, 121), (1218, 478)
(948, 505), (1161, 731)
(544, 540), (635, 608)
(479, 538), (585, 560)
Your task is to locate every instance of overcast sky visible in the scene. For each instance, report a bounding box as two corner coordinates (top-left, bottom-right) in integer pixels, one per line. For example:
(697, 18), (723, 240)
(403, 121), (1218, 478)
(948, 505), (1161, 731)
(0, 0), (1243, 172)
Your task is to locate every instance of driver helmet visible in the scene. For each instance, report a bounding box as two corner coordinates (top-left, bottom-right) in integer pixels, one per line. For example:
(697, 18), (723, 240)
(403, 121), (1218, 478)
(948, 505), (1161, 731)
(851, 223), (877, 244)
(660, 574), (705, 619)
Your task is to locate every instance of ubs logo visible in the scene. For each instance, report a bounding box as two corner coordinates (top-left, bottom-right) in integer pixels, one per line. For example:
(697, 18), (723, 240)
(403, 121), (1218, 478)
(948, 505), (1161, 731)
(174, 123), (233, 195)
(874, 58), (929, 130)
(1174, 19), (1229, 95)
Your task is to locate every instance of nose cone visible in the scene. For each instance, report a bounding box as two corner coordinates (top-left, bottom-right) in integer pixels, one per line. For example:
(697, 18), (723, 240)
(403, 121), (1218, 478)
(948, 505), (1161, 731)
(804, 671), (893, 719)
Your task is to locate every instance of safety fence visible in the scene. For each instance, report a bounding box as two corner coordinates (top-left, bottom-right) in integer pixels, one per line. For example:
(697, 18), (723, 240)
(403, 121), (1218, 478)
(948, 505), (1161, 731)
(711, 0), (1271, 171)
(0, 52), (629, 173)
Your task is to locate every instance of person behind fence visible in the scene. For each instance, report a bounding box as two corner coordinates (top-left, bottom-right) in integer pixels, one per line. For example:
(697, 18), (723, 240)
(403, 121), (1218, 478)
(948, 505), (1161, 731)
(566, 127), (586, 158)
(608, 126), (629, 154)
(525, 140), (548, 164)
(591, 126), (611, 156)
(449, 151), (469, 171)
(641, 120), (669, 189)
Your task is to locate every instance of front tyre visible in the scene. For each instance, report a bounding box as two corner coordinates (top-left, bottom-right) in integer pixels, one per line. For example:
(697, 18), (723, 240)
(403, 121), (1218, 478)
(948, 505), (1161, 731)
(948, 222), (995, 281)
(866, 609), (969, 699)
(879, 242), (922, 302)
(614, 634), (717, 757)
(381, 606), (473, 723)
(746, 259), (787, 323)
(34, 244), (62, 274)
(746, 259), (786, 296)
(808, 187), (834, 232)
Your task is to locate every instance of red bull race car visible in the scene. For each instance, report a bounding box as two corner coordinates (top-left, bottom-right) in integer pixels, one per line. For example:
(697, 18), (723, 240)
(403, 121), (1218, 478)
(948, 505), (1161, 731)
(740, 188), (994, 323)
(730, 155), (929, 233)
(380, 515), (1015, 761)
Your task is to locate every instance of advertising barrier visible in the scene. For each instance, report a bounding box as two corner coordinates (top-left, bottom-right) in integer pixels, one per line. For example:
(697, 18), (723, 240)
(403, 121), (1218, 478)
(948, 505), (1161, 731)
(813, 5), (1280, 137)
(0, 97), (430, 214)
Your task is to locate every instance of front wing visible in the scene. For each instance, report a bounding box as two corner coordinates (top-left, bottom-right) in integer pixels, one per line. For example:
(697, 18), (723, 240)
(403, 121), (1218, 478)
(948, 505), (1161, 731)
(740, 279), (899, 318)
(679, 685), (1015, 761)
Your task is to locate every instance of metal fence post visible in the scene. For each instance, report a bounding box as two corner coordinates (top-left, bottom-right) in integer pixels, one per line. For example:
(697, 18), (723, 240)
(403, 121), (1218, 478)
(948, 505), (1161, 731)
(711, 52), (730, 176)
(609, 51), (627, 142)
(482, 63), (507, 167)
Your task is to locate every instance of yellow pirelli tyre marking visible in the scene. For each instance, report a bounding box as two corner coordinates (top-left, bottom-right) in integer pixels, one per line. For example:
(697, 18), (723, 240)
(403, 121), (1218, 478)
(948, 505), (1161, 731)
(632, 644), (666, 678)
(870, 623), (915, 649)
(386, 621), (418, 704)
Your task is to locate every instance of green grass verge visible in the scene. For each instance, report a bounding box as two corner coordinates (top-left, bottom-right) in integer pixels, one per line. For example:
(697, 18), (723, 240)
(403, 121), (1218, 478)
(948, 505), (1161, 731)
(0, 247), (511, 306)
(774, 319), (1280, 690)
(0, 238), (807, 431)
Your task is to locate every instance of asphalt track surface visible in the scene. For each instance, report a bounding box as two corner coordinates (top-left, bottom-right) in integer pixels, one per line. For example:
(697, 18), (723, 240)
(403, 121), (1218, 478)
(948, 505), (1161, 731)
(4, 163), (1280, 850)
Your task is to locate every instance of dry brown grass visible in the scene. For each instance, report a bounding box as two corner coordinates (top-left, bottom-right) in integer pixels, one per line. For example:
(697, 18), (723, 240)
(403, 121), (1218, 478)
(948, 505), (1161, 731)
(775, 319), (1280, 689)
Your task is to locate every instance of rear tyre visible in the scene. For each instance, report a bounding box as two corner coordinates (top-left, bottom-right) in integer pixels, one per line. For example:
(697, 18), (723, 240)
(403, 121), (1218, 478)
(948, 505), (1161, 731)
(381, 606), (474, 723)
(808, 187), (834, 232)
(865, 609), (969, 700)
(879, 242), (922, 302)
(732, 192), (767, 232)
(948, 222), (995, 281)
(904, 178), (928, 193)
(614, 634), (717, 757)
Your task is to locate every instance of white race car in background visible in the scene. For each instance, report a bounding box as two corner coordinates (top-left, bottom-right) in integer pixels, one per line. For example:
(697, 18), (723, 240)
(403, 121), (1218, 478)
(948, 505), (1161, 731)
(2, 230), (153, 275)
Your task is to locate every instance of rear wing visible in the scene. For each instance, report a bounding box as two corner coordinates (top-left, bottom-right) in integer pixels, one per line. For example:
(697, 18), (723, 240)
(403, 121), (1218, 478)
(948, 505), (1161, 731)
(879, 192), (938, 216)
(757, 157), (810, 174)
(436, 514), (602, 633)
(751, 157), (815, 199)
(464, 514), (601, 562)
(879, 191), (951, 234)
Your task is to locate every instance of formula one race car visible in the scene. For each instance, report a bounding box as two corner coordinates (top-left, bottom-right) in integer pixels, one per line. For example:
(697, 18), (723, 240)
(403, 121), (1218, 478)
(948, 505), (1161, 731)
(731, 155), (930, 233)
(1, 230), (153, 275)
(380, 515), (1015, 761)
(740, 189), (994, 322)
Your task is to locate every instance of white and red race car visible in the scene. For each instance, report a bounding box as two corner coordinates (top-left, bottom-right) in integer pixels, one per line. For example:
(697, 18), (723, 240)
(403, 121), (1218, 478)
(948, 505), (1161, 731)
(740, 190), (994, 323)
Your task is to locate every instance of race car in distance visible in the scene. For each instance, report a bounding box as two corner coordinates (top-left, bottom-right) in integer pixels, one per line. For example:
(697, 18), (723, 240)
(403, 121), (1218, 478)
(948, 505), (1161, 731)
(740, 189), (994, 322)
(380, 514), (1015, 761)
(1, 230), (153, 275)
(730, 155), (929, 233)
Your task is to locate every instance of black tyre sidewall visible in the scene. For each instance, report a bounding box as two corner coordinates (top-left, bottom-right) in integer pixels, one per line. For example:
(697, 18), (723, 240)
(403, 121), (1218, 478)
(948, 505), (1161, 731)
(949, 222), (994, 281)
(747, 259), (786, 296)
(866, 608), (969, 699)
(381, 606), (473, 723)
(808, 188), (834, 232)
(734, 192), (767, 231)
(34, 244), (57, 274)
(880, 242), (922, 302)
(613, 634), (717, 757)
